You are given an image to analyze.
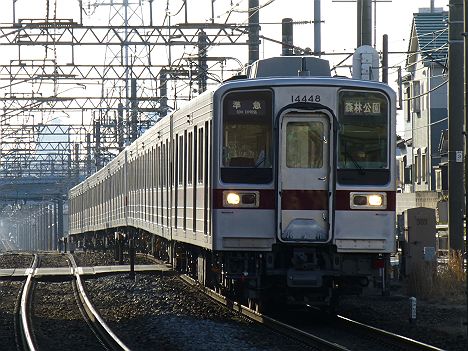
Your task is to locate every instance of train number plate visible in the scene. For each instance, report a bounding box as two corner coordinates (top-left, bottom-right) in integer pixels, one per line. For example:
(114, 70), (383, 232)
(291, 95), (321, 103)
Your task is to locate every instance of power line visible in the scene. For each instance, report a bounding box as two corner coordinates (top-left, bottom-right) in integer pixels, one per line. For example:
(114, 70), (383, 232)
(400, 116), (447, 133)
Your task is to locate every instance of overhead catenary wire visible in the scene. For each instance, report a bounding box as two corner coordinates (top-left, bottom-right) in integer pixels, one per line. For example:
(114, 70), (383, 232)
(401, 78), (448, 102)
(400, 116), (448, 133)
(152, 0), (452, 110)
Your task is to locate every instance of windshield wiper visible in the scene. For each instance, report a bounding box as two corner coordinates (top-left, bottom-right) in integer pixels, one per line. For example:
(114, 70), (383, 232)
(343, 149), (365, 175)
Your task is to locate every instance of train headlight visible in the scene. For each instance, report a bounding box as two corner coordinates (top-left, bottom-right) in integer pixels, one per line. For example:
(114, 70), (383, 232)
(223, 191), (260, 208)
(368, 194), (383, 207)
(350, 192), (387, 209)
(226, 192), (241, 205)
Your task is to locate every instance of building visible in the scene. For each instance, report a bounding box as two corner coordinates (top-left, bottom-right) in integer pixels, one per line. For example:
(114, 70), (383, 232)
(398, 8), (448, 195)
(396, 7), (448, 225)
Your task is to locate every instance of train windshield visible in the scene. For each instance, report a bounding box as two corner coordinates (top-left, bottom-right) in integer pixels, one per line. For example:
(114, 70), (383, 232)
(221, 90), (273, 183)
(337, 90), (390, 185)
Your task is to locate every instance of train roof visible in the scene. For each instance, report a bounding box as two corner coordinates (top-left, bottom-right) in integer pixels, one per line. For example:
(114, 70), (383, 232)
(245, 56), (331, 78)
(69, 57), (395, 194)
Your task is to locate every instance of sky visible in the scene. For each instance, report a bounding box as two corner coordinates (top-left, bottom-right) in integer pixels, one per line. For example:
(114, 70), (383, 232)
(0, 0), (450, 133)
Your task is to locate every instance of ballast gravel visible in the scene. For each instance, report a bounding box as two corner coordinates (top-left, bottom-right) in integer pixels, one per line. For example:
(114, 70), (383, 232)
(0, 253), (33, 269)
(84, 274), (315, 351)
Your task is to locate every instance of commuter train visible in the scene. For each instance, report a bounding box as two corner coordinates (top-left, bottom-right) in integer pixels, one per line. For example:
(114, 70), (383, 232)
(69, 56), (396, 310)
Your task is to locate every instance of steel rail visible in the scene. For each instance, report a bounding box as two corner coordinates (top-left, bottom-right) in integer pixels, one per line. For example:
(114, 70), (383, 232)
(179, 274), (349, 351)
(18, 254), (39, 351)
(67, 254), (130, 351)
(335, 314), (445, 351)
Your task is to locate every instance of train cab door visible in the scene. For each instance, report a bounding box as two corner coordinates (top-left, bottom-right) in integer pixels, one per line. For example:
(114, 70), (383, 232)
(278, 112), (332, 243)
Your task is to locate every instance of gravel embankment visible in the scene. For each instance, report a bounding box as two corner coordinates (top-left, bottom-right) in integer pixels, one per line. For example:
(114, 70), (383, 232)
(85, 273), (317, 351)
(32, 280), (106, 351)
(0, 253), (34, 269)
(76, 250), (467, 350)
(0, 253), (32, 351)
(38, 254), (70, 268)
(73, 251), (157, 266)
(0, 281), (22, 351)
(338, 293), (467, 351)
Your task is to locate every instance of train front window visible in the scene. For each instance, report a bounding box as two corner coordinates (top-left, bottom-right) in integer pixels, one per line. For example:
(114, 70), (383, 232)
(338, 91), (390, 185)
(286, 122), (323, 168)
(221, 90), (273, 184)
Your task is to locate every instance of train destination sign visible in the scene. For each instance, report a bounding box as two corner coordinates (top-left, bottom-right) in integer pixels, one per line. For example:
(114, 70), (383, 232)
(341, 92), (387, 117)
(226, 98), (267, 116)
(344, 100), (381, 115)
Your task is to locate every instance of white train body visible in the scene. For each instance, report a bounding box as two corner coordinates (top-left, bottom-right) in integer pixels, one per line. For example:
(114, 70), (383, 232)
(69, 57), (396, 306)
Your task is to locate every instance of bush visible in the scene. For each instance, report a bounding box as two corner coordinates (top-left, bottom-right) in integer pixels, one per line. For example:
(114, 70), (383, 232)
(406, 251), (466, 303)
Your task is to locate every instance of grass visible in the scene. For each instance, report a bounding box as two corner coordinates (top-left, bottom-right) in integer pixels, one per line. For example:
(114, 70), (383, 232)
(406, 251), (466, 303)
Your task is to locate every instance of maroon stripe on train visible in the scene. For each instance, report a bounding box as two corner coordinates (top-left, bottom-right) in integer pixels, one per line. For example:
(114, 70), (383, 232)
(213, 189), (276, 209)
(281, 190), (328, 210)
(335, 190), (396, 211)
(213, 189), (396, 211)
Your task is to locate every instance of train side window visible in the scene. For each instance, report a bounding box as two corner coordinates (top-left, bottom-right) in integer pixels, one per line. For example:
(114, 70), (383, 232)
(183, 130), (187, 187)
(175, 136), (182, 185)
(166, 141), (169, 188)
(193, 126), (198, 185)
(156, 145), (160, 185)
(171, 138), (176, 187)
(198, 128), (204, 183)
(178, 135), (183, 185)
(188, 131), (193, 185)
(162, 144), (166, 188)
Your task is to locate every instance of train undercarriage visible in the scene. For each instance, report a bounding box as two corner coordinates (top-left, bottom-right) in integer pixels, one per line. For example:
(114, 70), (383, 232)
(69, 228), (389, 312)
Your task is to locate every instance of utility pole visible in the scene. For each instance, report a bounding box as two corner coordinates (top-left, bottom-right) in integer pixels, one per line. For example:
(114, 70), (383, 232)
(248, 0), (260, 64)
(382, 34), (388, 83)
(197, 30), (208, 93)
(282, 18), (294, 56)
(334, 0), (391, 48)
(357, 0), (372, 46)
(314, 0), (321, 56)
(448, 0), (465, 252)
(361, 0), (372, 45)
(463, 0), (468, 339)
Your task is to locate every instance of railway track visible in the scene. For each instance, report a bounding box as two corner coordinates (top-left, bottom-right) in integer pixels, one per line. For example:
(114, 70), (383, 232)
(0, 237), (15, 251)
(332, 313), (445, 351)
(180, 274), (346, 351)
(16, 253), (130, 351)
(3, 251), (450, 350)
(281, 305), (446, 351)
(180, 274), (446, 351)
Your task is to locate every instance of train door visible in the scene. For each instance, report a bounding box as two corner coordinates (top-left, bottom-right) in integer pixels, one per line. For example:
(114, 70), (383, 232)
(278, 112), (332, 243)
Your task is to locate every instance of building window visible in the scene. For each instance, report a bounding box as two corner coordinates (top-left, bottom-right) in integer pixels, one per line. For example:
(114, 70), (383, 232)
(406, 86), (411, 122)
(412, 81), (421, 114)
(421, 82), (425, 111)
(422, 152), (427, 183)
(435, 168), (442, 192)
(398, 158), (404, 187)
(414, 149), (420, 184)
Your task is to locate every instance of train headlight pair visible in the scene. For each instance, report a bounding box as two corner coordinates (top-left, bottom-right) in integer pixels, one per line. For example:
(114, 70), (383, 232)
(224, 191), (259, 208)
(350, 192), (387, 209)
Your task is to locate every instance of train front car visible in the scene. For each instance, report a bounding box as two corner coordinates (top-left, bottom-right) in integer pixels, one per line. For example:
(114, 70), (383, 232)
(212, 63), (396, 309)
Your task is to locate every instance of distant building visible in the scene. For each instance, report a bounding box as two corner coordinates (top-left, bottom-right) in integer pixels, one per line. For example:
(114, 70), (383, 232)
(398, 9), (448, 195)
